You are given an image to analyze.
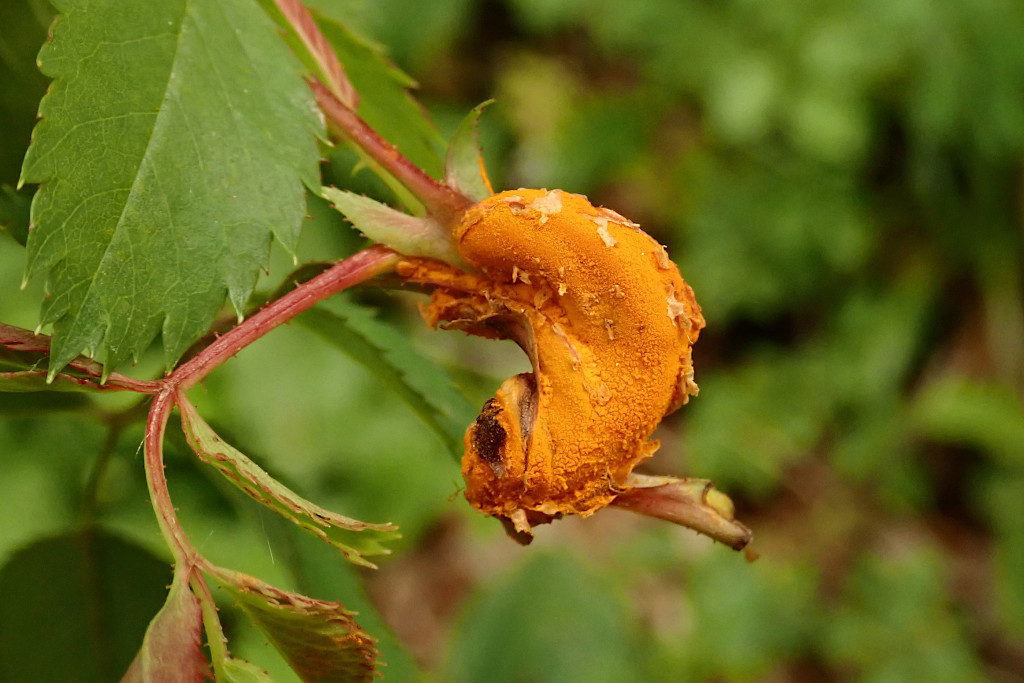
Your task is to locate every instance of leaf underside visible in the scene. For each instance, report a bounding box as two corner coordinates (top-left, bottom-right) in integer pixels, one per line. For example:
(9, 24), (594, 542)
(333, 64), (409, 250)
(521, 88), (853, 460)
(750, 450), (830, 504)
(209, 565), (381, 683)
(178, 395), (398, 568)
(20, 0), (322, 375)
(221, 656), (274, 682)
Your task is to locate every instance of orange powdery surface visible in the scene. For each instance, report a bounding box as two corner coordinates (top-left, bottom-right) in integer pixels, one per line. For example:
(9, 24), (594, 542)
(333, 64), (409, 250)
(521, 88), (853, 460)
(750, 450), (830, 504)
(399, 189), (704, 535)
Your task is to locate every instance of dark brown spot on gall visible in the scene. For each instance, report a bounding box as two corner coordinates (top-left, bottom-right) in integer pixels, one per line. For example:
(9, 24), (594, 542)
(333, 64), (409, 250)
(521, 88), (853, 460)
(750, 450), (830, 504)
(472, 398), (507, 475)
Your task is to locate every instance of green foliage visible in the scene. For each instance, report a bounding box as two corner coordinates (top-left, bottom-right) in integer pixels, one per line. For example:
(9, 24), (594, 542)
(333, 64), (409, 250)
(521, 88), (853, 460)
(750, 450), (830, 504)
(982, 473), (1024, 637)
(2, 0), (1024, 680)
(0, 529), (172, 682)
(308, 0), (475, 73)
(822, 548), (988, 682)
(446, 552), (639, 683)
(675, 553), (819, 679)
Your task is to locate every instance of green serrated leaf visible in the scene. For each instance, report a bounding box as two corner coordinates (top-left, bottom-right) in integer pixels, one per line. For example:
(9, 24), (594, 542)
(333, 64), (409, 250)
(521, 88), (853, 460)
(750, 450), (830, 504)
(208, 564), (381, 683)
(20, 0), (322, 375)
(0, 528), (172, 683)
(445, 100), (495, 202)
(178, 395), (398, 567)
(299, 296), (477, 460)
(123, 565), (210, 683)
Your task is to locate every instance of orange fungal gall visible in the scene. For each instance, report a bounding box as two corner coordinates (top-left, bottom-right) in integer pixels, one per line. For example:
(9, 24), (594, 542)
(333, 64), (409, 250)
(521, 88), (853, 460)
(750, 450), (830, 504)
(399, 189), (704, 540)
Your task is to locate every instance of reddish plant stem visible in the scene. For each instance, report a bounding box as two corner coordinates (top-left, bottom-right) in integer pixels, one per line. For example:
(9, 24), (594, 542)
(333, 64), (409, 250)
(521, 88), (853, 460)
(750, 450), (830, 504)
(273, 0), (358, 107)
(171, 245), (399, 391)
(143, 398), (226, 676)
(143, 388), (194, 563)
(310, 80), (473, 226)
(0, 322), (162, 393)
(89, 373), (161, 393)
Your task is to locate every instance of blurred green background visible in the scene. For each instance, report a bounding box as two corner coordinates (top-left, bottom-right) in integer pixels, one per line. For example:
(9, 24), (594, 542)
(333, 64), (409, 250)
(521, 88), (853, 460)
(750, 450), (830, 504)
(3, 0), (1024, 680)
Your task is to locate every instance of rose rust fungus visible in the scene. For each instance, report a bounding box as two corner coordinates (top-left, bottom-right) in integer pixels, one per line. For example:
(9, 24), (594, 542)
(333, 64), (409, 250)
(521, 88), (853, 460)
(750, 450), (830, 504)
(398, 189), (705, 540)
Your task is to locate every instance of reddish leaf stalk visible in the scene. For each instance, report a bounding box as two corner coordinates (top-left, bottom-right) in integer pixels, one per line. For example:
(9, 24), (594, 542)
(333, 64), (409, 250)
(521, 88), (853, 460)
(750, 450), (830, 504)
(143, 398), (230, 679)
(272, 0), (356, 105)
(272, 0), (358, 107)
(310, 80), (473, 225)
(171, 245), (399, 391)
(143, 388), (194, 563)
(0, 322), (162, 393)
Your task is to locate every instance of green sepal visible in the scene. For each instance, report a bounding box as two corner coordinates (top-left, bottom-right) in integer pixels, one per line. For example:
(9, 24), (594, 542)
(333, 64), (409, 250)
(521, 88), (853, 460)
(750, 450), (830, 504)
(323, 186), (463, 265)
(445, 100), (495, 203)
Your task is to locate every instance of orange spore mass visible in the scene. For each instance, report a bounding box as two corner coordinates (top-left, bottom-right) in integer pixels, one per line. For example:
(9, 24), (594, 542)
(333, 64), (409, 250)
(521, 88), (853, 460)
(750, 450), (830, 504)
(399, 189), (704, 532)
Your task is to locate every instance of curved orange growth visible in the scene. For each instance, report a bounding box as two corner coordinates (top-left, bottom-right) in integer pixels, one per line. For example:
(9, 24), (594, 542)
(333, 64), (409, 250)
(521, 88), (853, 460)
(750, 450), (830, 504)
(400, 189), (704, 537)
